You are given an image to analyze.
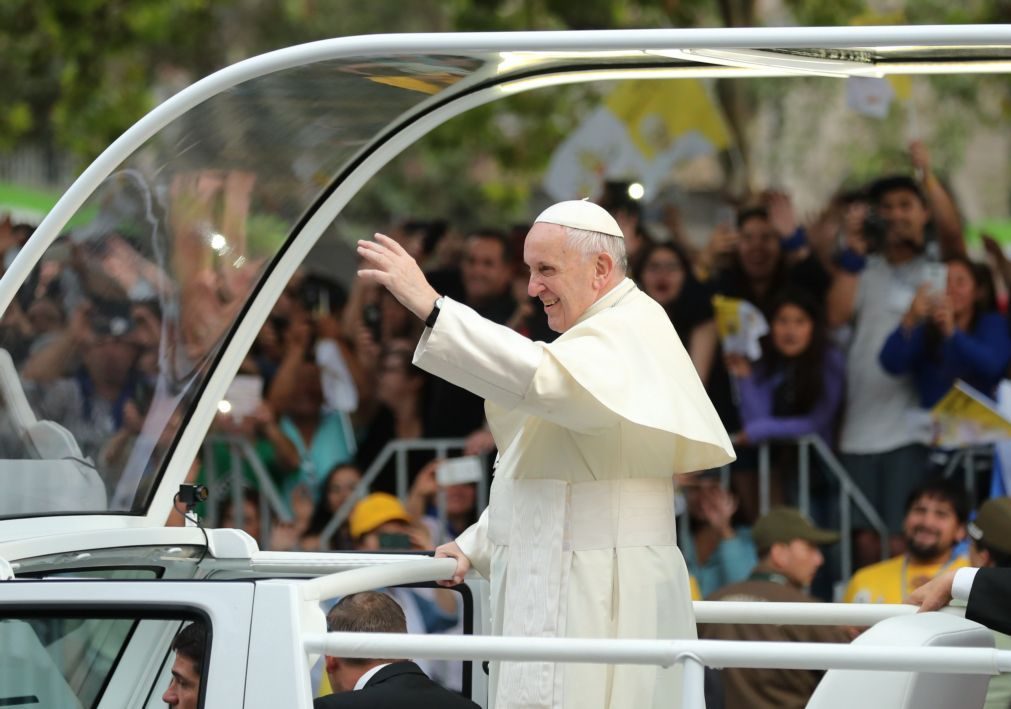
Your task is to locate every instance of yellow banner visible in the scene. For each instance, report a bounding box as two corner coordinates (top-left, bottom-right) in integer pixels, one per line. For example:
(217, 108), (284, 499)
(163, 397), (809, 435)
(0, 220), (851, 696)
(931, 381), (1011, 446)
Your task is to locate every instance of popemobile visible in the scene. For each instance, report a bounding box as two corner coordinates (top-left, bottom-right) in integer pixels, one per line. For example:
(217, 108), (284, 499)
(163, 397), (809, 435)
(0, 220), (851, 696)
(1, 24), (1011, 709)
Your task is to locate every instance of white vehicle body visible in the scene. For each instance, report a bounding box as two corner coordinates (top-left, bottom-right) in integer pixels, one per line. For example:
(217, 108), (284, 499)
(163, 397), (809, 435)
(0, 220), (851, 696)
(1, 24), (1010, 708)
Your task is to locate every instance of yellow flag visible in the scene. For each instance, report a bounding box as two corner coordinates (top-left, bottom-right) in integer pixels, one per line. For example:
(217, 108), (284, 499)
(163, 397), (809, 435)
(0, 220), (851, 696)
(931, 381), (1011, 446)
(605, 80), (731, 160)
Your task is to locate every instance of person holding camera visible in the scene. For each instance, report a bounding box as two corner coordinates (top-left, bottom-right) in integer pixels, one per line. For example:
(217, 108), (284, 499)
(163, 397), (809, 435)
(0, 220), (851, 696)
(828, 142), (968, 561)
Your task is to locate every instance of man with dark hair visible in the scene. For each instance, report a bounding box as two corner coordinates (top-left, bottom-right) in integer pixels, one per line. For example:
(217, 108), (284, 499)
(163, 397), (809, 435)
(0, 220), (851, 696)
(909, 493), (1011, 633)
(162, 622), (206, 709)
(701, 508), (848, 709)
(424, 228), (518, 440)
(844, 477), (969, 604)
(315, 591), (479, 708)
(829, 143), (966, 558)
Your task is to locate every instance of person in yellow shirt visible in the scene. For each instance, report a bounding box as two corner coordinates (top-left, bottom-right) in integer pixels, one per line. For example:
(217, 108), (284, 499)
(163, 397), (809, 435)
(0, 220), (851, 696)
(844, 478), (968, 604)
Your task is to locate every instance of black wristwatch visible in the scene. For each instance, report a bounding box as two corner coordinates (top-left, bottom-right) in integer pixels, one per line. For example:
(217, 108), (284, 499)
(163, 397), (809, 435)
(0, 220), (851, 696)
(425, 296), (444, 328)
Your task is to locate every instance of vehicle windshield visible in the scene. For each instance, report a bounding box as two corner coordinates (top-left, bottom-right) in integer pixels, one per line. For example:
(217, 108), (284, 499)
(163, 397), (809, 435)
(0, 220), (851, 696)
(0, 54), (487, 519)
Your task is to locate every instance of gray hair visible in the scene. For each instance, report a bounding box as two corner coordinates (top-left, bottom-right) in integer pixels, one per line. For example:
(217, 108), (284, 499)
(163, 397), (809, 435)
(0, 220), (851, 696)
(563, 226), (628, 274)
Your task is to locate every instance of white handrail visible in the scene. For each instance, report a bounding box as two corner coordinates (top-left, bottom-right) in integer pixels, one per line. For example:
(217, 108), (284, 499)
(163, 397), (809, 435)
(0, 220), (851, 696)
(299, 557), (962, 627)
(303, 632), (1011, 675)
(693, 600), (964, 626)
(299, 557), (457, 602)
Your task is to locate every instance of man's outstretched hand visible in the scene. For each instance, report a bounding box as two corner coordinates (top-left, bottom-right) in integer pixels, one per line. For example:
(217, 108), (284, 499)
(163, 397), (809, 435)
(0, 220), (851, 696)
(357, 233), (440, 320)
(434, 540), (472, 587)
(906, 567), (958, 612)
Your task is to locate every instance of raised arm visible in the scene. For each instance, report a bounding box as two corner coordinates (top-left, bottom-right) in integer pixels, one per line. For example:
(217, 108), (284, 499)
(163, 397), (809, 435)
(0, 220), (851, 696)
(826, 270), (860, 329)
(910, 141), (965, 259)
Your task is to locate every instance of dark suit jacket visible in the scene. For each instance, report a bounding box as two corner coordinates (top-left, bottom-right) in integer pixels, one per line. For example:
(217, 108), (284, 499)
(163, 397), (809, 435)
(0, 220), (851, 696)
(313, 661), (480, 709)
(966, 567), (1011, 636)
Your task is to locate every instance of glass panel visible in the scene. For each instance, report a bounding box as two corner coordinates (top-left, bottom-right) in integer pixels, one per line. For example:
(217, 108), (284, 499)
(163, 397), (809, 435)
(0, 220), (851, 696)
(0, 613), (203, 709)
(0, 54), (487, 519)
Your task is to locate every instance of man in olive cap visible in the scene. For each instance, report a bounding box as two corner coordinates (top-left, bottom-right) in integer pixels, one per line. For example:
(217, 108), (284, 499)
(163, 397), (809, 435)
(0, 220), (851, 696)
(700, 507), (848, 709)
(358, 199), (735, 709)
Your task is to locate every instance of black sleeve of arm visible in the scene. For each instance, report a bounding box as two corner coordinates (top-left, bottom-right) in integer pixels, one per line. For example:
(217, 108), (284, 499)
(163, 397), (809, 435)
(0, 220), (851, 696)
(966, 567), (1011, 635)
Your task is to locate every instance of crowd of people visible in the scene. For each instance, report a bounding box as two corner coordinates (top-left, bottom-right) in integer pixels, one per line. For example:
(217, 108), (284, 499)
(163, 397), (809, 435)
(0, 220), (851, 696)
(4, 141), (1011, 706)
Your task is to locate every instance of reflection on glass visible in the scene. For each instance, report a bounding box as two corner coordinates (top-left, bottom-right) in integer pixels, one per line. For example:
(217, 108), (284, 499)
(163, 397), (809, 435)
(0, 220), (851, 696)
(0, 54), (489, 519)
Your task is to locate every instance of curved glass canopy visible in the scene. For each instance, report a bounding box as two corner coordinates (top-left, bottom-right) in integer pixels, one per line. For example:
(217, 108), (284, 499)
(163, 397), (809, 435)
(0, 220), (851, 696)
(0, 26), (1009, 527)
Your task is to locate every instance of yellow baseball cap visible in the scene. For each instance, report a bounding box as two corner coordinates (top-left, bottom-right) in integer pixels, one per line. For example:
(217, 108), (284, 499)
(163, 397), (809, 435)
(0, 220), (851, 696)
(349, 493), (411, 539)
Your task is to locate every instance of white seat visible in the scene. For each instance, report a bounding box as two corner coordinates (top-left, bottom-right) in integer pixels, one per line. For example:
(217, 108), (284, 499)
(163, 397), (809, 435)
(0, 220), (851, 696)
(806, 612), (994, 709)
(0, 349), (108, 514)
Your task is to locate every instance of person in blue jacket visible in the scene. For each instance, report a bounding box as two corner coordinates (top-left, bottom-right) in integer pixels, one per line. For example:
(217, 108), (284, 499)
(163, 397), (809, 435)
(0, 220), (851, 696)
(879, 255), (1010, 407)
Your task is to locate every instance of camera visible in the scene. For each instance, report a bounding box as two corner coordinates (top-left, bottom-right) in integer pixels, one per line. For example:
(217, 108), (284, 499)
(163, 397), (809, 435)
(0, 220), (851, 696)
(862, 209), (888, 254)
(362, 302), (382, 342)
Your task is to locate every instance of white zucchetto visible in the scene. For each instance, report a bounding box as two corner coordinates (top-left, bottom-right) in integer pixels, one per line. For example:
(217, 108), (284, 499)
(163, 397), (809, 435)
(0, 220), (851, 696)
(534, 199), (624, 239)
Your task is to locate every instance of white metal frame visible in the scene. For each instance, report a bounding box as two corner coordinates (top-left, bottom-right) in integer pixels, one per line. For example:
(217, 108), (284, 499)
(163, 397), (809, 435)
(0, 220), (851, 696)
(304, 631), (1011, 709)
(4, 25), (1011, 536)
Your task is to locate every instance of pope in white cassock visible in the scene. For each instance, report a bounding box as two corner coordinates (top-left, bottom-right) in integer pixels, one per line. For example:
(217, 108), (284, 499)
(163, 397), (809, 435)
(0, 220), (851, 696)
(357, 199), (735, 709)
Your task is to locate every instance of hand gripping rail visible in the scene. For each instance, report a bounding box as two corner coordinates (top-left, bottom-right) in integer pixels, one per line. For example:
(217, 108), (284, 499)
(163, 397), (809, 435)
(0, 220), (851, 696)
(303, 633), (1011, 709)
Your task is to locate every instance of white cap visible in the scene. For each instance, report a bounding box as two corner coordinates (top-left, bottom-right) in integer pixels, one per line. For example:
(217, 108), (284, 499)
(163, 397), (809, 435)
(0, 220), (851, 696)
(534, 199), (624, 238)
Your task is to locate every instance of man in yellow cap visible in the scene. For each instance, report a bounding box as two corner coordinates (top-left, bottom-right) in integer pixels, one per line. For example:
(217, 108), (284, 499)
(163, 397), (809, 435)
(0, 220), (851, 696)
(700, 507), (849, 709)
(357, 200), (735, 709)
(349, 492), (416, 551)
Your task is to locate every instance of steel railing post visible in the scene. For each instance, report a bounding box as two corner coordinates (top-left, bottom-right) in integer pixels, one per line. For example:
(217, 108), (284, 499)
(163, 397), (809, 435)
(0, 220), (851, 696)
(798, 438), (810, 518)
(758, 442), (771, 515)
(679, 653), (706, 709)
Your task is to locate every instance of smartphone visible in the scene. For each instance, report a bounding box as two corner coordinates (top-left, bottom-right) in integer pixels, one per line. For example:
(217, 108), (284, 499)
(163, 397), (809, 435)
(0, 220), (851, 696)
(436, 456), (485, 486)
(716, 205), (736, 227)
(362, 303), (382, 342)
(923, 263), (948, 295)
(224, 374), (263, 420)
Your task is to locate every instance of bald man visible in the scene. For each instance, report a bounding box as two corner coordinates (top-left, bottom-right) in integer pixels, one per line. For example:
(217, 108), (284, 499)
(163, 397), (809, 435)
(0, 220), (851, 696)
(357, 200), (734, 709)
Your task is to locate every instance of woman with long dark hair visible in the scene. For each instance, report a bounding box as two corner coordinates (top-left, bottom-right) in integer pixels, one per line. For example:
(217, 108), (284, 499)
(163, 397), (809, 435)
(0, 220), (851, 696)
(880, 256), (1010, 407)
(634, 240), (718, 385)
(725, 288), (845, 520)
(729, 288), (845, 447)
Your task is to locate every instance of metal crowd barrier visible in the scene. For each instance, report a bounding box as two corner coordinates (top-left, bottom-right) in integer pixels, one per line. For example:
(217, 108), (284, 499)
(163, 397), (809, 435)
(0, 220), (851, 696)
(201, 434), (292, 543)
(317, 438), (490, 550)
(754, 435), (890, 582)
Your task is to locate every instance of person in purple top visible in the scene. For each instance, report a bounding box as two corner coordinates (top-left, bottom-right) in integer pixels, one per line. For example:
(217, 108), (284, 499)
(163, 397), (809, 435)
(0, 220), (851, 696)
(728, 288), (845, 448)
(725, 288), (845, 522)
(879, 255), (1010, 407)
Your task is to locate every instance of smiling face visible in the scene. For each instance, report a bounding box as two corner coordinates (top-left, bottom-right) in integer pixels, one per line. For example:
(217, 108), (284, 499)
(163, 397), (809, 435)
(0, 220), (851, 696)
(903, 494), (965, 562)
(771, 303), (814, 358)
(524, 222), (612, 333)
(880, 188), (930, 249)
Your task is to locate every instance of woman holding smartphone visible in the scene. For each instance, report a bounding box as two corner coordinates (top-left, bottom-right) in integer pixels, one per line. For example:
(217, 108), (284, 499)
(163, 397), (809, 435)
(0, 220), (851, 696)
(879, 256), (1010, 407)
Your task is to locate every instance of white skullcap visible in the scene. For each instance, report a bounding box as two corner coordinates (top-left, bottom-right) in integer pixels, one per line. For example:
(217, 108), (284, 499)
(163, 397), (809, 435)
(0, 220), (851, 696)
(534, 199), (624, 239)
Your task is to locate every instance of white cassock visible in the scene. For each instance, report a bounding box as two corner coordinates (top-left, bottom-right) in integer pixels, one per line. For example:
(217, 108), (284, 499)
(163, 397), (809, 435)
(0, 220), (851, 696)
(414, 277), (735, 709)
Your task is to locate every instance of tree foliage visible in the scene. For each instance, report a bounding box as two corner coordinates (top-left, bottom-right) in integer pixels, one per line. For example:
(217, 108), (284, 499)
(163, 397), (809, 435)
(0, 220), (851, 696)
(2, 0), (1009, 227)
